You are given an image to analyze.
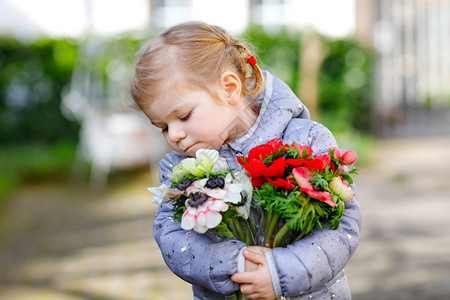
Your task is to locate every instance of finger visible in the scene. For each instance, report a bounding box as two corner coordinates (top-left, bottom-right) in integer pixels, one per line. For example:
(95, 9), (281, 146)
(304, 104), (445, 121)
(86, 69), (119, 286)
(231, 272), (256, 283)
(248, 246), (271, 254)
(240, 283), (255, 295)
(246, 293), (260, 300)
(243, 249), (266, 265)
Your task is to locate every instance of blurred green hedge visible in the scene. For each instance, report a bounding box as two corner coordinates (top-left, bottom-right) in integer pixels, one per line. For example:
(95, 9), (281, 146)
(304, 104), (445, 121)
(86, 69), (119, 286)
(0, 38), (80, 145)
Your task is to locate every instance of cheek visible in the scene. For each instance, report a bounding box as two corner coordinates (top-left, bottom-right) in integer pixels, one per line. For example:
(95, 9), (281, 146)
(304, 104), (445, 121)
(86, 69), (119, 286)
(162, 134), (176, 147)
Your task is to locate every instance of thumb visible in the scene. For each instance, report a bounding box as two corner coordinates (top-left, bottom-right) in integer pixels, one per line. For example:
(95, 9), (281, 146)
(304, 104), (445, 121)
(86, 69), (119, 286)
(243, 249), (267, 265)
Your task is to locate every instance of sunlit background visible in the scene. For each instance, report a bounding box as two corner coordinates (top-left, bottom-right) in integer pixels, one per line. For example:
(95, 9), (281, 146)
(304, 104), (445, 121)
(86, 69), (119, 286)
(0, 0), (449, 299)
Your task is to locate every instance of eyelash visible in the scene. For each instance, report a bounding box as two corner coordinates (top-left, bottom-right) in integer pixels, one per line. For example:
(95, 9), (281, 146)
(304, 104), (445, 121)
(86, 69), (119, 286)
(160, 111), (191, 133)
(180, 111), (191, 121)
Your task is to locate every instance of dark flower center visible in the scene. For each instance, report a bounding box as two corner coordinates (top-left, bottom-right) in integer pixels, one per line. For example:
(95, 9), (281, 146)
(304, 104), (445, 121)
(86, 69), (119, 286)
(205, 177), (225, 189)
(188, 192), (209, 208)
(176, 178), (193, 191)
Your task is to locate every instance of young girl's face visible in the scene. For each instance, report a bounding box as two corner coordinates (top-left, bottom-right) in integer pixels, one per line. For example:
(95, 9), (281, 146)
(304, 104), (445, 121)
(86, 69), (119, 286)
(143, 82), (246, 157)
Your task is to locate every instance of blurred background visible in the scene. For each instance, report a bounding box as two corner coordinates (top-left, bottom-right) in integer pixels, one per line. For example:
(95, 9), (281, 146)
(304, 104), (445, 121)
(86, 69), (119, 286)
(0, 0), (449, 299)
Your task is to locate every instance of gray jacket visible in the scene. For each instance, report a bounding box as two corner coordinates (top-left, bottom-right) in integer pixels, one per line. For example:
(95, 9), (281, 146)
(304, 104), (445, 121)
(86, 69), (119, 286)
(154, 72), (361, 299)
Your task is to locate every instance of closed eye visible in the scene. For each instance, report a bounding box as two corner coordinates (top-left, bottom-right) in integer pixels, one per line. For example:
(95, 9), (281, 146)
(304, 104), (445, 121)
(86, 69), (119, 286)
(180, 111), (191, 121)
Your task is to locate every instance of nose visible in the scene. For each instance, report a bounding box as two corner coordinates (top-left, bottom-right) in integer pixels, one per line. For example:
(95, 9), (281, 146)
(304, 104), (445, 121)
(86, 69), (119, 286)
(167, 123), (186, 143)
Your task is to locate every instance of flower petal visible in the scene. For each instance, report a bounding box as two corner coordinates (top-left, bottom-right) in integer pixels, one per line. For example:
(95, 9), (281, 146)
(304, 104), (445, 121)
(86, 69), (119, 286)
(301, 188), (337, 207)
(248, 158), (267, 178)
(266, 177), (296, 190)
(291, 143), (313, 158)
(251, 177), (266, 188)
(196, 149), (219, 163)
(330, 177), (355, 201)
(285, 158), (308, 166)
(305, 154), (331, 172)
(196, 212), (207, 228)
(248, 144), (275, 161)
(147, 184), (166, 204)
(341, 150), (358, 165)
(181, 209), (197, 230)
(262, 157), (285, 177)
(205, 210), (223, 228)
(209, 199), (229, 212)
(204, 188), (227, 199)
(292, 167), (314, 190)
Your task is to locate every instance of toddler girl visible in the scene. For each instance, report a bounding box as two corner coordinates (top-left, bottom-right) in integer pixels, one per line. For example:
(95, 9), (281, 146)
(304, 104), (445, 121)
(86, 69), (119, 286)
(130, 21), (361, 300)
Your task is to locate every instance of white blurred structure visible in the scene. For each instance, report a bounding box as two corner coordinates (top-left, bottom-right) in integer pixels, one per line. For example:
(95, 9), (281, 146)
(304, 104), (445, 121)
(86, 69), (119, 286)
(1, 0), (356, 38)
(355, 0), (450, 137)
(60, 36), (168, 189)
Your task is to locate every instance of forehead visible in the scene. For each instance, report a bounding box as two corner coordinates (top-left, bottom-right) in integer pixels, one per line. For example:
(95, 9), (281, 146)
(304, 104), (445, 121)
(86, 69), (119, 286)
(144, 83), (199, 125)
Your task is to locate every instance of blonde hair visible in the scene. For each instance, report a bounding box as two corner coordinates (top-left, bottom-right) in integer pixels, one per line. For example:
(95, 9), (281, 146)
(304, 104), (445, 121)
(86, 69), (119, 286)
(130, 21), (264, 109)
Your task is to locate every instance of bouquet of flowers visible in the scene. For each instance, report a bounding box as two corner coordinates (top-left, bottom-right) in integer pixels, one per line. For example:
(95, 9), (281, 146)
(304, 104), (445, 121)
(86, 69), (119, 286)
(237, 138), (358, 248)
(149, 149), (255, 245)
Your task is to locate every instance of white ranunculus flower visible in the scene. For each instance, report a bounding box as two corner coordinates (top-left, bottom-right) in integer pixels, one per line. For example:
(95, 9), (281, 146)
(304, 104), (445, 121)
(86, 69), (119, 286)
(233, 171), (253, 219)
(148, 184), (183, 204)
(181, 195), (229, 233)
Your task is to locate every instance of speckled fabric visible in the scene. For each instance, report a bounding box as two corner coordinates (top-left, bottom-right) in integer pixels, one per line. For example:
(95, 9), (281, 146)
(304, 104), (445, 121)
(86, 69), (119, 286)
(153, 71), (361, 299)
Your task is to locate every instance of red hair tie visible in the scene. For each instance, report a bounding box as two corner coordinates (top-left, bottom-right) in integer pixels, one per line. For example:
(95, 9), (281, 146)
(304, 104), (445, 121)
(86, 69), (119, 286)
(247, 56), (256, 67)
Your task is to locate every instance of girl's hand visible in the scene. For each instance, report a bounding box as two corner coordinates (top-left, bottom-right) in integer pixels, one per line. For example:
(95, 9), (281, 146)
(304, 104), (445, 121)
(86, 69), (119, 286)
(231, 249), (276, 300)
(244, 246), (270, 272)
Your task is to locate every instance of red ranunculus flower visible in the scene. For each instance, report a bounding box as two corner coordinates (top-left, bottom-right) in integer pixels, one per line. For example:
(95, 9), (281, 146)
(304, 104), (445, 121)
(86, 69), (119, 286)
(241, 156), (288, 188)
(247, 138), (286, 161)
(250, 176), (266, 189)
(267, 177), (296, 190)
(285, 158), (309, 166)
(305, 154), (331, 172)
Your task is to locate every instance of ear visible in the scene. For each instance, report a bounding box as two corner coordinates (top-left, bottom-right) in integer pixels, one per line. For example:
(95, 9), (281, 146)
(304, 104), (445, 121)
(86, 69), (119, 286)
(220, 71), (242, 105)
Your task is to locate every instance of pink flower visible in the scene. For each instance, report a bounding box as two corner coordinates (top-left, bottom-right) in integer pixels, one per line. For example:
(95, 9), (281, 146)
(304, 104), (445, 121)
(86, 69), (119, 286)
(330, 176), (355, 201)
(300, 188), (337, 207)
(331, 147), (358, 165)
(290, 143), (313, 159)
(292, 167), (314, 190)
(292, 167), (337, 207)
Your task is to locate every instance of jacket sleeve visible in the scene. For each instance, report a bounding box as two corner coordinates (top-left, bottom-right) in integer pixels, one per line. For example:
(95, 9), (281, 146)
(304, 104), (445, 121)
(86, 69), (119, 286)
(271, 120), (362, 297)
(153, 153), (247, 295)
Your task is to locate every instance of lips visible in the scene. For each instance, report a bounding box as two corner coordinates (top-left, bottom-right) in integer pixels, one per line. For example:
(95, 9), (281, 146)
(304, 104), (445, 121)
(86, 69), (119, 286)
(183, 143), (196, 153)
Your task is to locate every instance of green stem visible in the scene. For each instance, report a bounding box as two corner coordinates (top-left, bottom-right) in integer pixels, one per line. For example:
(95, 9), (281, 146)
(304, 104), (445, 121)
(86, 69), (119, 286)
(273, 222), (292, 248)
(234, 219), (245, 241)
(237, 290), (247, 300)
(243, 220), (254, 246)
(265, 210), (279, 248)
(249, 213), (256, 238)
(225, 218), (238, 240)
(227, 290), (247, 300)
(292, 231), (308, 244)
